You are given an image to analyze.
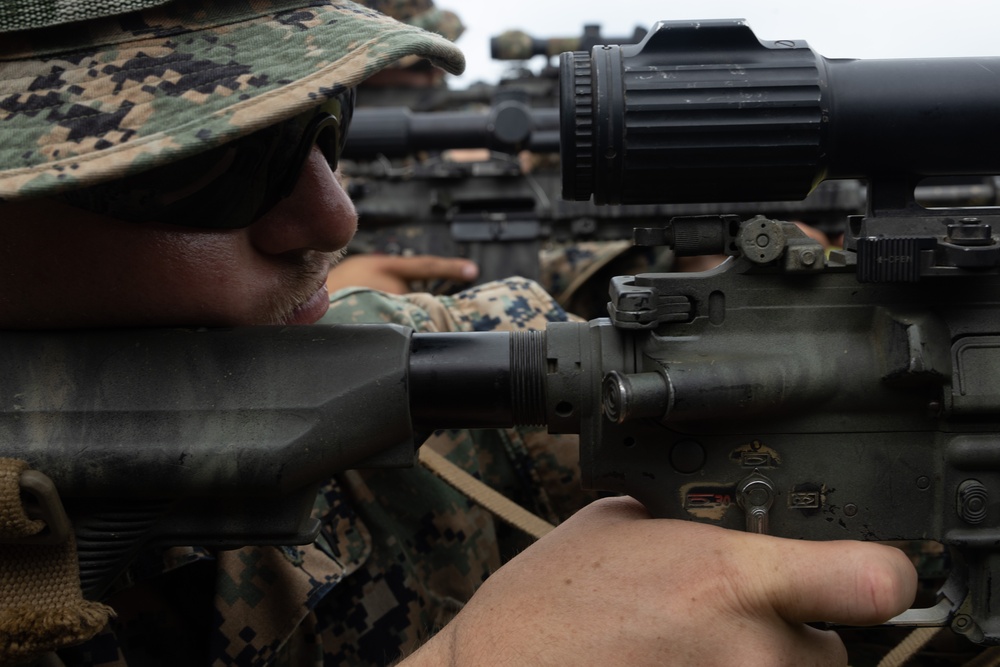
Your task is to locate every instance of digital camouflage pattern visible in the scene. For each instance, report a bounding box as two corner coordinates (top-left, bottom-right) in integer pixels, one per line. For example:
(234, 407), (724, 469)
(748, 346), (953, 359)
(360, 0), (432, 22)
(53, 278), (591, 667)
(0, 0), (464, 200)
(0, 0), (174, 31)
(406, 8), (462, 43)
(539, 240), (674, 320)
(355, 0), (463, 68)
(360, 0), (459, 37)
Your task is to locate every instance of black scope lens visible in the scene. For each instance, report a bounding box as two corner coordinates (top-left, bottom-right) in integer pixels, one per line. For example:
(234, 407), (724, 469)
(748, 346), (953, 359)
(560, 19), (1000, 205)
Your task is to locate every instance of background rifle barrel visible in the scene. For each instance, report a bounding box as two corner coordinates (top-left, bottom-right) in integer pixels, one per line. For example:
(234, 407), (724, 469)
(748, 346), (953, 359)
(560, 19), (1000, 205)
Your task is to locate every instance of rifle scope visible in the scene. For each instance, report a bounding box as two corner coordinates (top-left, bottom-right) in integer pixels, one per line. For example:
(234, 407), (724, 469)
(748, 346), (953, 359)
(342, 102), (559, 158)
(560, 19), (1000, 205)
(491, 25), (647, 60)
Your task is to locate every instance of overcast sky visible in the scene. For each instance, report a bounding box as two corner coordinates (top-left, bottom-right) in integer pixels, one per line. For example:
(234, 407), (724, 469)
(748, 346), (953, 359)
(447, 0), (1000, 86)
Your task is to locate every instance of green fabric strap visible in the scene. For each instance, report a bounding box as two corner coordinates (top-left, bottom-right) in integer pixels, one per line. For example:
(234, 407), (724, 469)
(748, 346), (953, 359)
(0, 0), (174, 32)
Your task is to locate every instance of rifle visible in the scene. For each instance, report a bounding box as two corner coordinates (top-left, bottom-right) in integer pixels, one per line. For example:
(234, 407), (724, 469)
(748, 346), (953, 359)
(370, 18), (1000, 644)
(537, 18), (1000, 643)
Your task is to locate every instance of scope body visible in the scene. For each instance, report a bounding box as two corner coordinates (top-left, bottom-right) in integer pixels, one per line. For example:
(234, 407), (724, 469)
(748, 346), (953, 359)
(560, 19), (1000, 205)
(343, 103), (559, 158)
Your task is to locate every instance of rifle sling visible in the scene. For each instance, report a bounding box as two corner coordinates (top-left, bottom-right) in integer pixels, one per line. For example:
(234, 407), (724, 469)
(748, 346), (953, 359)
(0, 458), (113, 663)
(418, 447), (555, 540)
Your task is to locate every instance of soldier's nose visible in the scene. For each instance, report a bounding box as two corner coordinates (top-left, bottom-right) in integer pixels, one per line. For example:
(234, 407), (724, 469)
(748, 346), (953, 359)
(248, 146), (357, 256)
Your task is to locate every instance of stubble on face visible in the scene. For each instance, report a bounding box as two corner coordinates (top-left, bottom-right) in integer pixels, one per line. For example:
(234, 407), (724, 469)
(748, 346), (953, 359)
(261, 246), (348, 325)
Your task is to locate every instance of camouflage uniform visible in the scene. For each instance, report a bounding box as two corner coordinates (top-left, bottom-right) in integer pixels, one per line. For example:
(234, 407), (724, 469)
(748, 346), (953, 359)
(54, 278), (590, 666)
(538, 240), (675, 320)
(361, 0), (462, 42)
(356, 0), (463, 70)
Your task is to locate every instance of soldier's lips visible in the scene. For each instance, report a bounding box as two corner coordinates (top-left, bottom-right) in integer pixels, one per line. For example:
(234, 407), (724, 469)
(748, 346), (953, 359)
(284, 283), (330, 325)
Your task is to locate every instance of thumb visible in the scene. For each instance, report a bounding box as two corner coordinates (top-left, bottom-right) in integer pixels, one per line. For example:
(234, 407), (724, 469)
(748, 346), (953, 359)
(761, 539), (918, 626)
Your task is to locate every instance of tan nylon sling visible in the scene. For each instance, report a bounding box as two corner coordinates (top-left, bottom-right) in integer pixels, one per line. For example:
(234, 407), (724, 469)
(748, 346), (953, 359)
(0, 458), (113, 664)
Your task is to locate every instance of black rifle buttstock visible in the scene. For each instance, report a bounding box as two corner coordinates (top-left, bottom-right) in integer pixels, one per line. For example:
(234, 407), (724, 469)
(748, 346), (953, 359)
(2, 324), (416, 598)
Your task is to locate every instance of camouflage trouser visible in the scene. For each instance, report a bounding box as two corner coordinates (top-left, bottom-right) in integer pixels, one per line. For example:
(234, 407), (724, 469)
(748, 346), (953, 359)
(56, 278), (590, 667)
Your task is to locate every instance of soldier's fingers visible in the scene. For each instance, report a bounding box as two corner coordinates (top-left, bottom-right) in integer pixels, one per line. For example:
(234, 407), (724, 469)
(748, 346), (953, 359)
(383, 255), (478, 281)
(755, 539), (917, 626)
(793, 221), (832, 247)
(556, 499), (915, 629)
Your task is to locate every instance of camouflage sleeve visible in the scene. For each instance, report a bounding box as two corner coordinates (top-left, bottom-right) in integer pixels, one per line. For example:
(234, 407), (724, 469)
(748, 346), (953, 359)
(270, 279), (592, 664)
(323, 275), (580, 331)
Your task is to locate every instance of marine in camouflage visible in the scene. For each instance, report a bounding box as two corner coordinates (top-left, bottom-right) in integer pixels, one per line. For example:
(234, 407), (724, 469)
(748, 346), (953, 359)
(3, 2), (989, 665)
(54, 278), (591, 666)
(0, 0), (464, 200)
(538, 240), (674, 320)
(360, 0), (433, 23)
(490, 29), (594, 61)
(407, 8), (462, 43)
(355, 0), (463, 67)
(489, 29), (535, 61)
(0, 0), (174, 31)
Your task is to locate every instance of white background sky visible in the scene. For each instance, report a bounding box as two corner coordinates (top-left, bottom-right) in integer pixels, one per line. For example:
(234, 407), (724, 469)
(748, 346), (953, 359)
(447, 0), (999, 86)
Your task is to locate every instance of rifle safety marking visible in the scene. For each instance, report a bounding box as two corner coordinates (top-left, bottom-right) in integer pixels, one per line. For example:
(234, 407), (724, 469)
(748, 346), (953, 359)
(730, 440), (781, 468)
(788, 483), (825, 515)
(789, 491), (821, 510)
(684, 492), (733, 509)
(741, 451), (775, 467)
(680, 482), (736, 522)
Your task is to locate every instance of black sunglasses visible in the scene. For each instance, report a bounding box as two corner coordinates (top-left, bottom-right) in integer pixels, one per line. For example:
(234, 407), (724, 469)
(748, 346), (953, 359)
(58, 87), (355, 229)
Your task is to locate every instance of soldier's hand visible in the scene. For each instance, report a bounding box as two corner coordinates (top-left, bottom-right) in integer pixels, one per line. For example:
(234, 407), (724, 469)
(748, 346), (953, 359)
(403, 496), (917, 667)
(326, 255), (479, 294)
(326, 254), (478, 294)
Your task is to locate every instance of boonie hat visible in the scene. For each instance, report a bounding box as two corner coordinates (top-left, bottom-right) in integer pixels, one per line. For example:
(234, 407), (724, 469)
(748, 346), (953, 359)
(0, 0), (465, 200)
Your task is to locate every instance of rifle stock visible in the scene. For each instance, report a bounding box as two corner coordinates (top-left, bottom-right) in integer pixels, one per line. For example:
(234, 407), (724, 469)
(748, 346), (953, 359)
(3, 324), (416, 598)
